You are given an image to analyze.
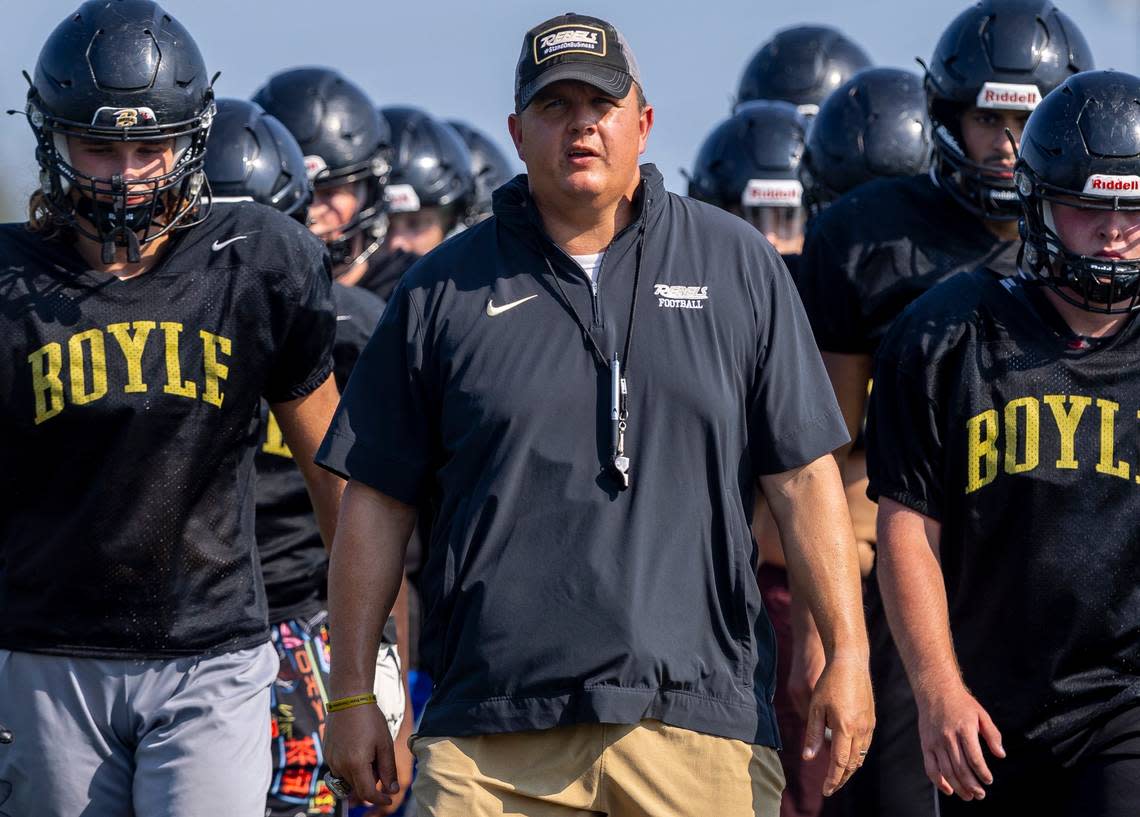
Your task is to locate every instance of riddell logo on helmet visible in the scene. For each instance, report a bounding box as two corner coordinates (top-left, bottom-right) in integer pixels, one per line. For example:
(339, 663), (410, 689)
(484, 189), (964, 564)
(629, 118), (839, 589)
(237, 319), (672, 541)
(742, 179), (803, 208)
(384, 184), (421, 214)
(1083, 175), (1140, 196)
(303, 155), (328, 181)
(975, 82), (1041, 111)
(534, 24), (607, 64)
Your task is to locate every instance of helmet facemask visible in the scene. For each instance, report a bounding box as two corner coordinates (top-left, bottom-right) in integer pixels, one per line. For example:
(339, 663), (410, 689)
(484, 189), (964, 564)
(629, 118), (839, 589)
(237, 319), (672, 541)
(26, 89), (215, 264)
(307, 155), (389, 269)
(930, 100), (1020, 222)
(1017, 167), (1140, 314)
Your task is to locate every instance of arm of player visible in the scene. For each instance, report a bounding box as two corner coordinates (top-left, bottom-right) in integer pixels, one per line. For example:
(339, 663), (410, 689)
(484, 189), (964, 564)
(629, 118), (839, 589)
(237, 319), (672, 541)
(876, 498), (1005, 802)
(373, 578), (416, 816)
(781, 351), (876, 717)
(821, 351), (873, 469)
(761, 453), (873, 797)
(270, 375), (345, 550)
(324, 481), (417, 808)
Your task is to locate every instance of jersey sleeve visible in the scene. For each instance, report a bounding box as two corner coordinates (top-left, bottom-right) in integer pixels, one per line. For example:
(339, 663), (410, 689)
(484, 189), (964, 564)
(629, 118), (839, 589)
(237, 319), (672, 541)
(797, 217), (867, 354)
(315, 282), (436, 505)
(864, 334), (945, 520)
(263, 245), (336, 403)
(748, 248), (850, 476)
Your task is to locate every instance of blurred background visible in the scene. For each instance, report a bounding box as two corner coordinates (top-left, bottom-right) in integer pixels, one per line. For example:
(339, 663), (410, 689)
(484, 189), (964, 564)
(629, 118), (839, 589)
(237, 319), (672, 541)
(0, 0), (1135, 219)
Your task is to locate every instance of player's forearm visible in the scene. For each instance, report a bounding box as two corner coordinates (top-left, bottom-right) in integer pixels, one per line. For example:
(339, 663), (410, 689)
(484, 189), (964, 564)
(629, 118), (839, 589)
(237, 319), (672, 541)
(299, 460), (346, 550)
(328, 481), (417, 698)
(764, 455), (868, 660)
(875, 498), (961, 700)
(272, 376), (346, 549)
(821, 352), (873, 470)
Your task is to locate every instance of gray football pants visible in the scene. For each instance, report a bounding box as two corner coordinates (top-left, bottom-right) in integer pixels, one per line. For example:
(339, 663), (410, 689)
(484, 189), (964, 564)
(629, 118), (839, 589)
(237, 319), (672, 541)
(0, 641), (277, 817)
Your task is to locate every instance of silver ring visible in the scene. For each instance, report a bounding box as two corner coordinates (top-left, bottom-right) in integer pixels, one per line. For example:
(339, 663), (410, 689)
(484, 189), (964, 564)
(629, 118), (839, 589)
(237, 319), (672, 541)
(323, 772), (353, 800)
(858, 749), (869, 756)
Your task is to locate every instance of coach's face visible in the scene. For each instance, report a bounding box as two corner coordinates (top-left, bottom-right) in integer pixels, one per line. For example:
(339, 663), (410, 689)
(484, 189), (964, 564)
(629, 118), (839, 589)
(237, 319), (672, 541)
(508, 80), (653, 209)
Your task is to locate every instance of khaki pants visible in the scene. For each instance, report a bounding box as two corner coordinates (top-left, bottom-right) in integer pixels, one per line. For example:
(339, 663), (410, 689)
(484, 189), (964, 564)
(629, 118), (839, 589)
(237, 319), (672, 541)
(411, 718), (785, 817)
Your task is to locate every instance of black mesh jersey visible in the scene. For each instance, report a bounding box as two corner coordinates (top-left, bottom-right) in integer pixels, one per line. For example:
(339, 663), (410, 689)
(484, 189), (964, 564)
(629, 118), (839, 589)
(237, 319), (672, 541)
(256, 282), (385, 623)
(798, 173), (1020, 356)
(867, 268), (1140, 747)
(0, 202), (336, 658)
(355, 248), (419, 301)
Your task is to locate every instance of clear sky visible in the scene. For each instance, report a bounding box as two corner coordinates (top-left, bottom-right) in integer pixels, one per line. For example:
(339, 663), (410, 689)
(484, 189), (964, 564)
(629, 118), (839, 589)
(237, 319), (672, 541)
(1, 0), (1136, 219)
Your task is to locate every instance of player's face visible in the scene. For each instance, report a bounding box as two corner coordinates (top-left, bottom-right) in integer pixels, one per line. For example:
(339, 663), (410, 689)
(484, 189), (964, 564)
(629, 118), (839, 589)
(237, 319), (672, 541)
(737, 206), (805, 255)
(1051, 202), (1140, 261)
(959, 107), (1028, 172)
(384, 208), (448, 256)
(66, 137), (176, 206)
(508, 80), (653, 207)
(308, 181), (363, 240)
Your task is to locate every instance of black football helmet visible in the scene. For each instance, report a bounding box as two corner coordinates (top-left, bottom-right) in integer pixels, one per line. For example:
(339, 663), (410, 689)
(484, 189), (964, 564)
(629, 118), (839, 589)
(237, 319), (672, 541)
(688, 101), (808, 242)
(446, 120), (516, 223)
(1016, 71), (1140, 313)
(380, 106), (475, 231)
(23, 0), (216, 262)
(925, 0), (1093, 221)
(252, 68), (389, 265)
(204, 99), (311, 223)
(736, 25), (871, 115)
(801, 68), (932, 216)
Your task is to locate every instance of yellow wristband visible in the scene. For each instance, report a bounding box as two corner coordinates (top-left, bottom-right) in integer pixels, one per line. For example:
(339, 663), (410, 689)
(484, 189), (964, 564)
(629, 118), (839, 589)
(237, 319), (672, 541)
(325, 693), (377, 713)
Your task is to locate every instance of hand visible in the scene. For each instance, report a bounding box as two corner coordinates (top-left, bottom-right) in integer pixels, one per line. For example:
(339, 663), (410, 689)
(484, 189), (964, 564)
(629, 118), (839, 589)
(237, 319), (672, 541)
(803, 652), (875, 797)
(324, 704), (401, 807)
(915, 681), (1005, 801)
(789, 625), (827, 721)
(372, 729), (414, 815)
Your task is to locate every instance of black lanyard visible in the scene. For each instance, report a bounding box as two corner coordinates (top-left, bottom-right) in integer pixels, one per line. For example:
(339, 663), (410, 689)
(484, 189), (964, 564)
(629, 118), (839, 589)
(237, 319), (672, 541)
(543, 218), (647, 490)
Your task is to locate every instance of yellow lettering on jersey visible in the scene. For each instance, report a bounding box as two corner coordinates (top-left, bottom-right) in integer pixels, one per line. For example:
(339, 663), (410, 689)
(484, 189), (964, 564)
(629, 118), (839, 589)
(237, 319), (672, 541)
(160, 321), (197, 399)
(1002, 396), (1039, 475)
(1095, 398), (1130, 480)
(67, 329), (108, 406)
(262, 410), (293, 459)
(28, 342), (64, 425)
(1136, 410), (1140, 485)
(106, 321), (155, 394)
(199, 330), (231, 409)
(1043, 394), (1090, 470)
(966, 409), (1000, 493)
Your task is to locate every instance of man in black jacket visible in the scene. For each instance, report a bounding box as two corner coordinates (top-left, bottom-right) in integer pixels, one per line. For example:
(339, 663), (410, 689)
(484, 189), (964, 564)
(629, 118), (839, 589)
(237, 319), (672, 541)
(316, 13), (873, 816)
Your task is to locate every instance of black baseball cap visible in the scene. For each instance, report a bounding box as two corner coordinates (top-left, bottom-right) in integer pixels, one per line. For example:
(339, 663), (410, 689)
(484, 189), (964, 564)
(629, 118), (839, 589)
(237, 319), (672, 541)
(515, 13), (644, 112)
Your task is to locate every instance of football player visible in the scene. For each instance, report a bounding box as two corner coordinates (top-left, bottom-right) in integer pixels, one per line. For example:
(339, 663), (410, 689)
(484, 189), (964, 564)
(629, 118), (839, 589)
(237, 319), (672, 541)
(378, 106), (475, 262)
(0, 4), (342, 816)
(203, 98), (414, 816)
(252, 69), (402, 298)
(796, 3), (1093, 816)
(736, 25), (871, 116)
(800, 67), (933, 218)
(446, 119), (518, 224)
(688, 100), (809, 267)
(868, 68), (1140, 817)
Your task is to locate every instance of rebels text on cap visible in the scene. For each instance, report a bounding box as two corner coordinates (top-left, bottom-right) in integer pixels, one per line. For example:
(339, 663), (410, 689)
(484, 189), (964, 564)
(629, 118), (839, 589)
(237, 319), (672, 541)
(533, 24), (607, 65)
